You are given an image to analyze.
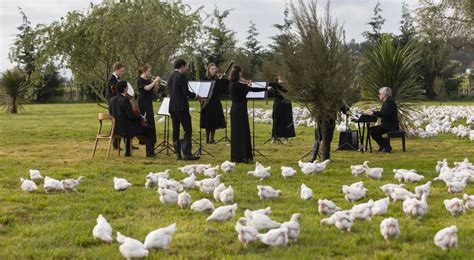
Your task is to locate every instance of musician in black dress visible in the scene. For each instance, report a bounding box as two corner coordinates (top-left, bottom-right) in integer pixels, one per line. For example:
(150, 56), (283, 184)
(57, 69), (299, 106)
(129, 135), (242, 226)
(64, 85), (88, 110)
(365, 87), (399, 153)
(137, 64), (161, 147)
(109, 81), (155, 157)
(228, 66), (272, 163)
(270, 77), (295, 144)
(168, 59), (200, 161)
(200, 63), (226, 144)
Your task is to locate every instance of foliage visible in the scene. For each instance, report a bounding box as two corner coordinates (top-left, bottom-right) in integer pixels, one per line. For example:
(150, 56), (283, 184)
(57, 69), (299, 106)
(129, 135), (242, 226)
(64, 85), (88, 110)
(278, 0), (359, 127)
(0, 69), (28, 113)
(360, 35), (424, 130)
(362, 1), (386, 44)
(39, 1), (201, 104)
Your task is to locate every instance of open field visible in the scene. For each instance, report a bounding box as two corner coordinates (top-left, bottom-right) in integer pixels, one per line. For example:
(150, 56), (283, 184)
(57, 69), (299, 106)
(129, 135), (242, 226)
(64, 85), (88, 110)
(1, 101), (473, 259)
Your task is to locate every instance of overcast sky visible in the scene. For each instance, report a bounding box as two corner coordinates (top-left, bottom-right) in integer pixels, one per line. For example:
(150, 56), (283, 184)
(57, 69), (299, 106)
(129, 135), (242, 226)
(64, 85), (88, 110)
(0, 0), (419, 72)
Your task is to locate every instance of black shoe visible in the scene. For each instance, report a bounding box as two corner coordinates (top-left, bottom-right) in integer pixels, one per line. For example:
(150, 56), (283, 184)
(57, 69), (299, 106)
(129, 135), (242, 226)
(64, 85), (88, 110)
(183, 155), (200, 161)
(378, 147), (383, 152)
(146, 154), (157, 158)
(381, 147), (392, 153)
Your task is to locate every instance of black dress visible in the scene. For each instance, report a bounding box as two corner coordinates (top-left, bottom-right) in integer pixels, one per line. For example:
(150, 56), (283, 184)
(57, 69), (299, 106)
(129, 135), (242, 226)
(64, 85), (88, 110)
(200, 76), (226, 131)
(137, 77), (156, 143)
(271, 84), (295, 138)
(229, 81), (267, 163)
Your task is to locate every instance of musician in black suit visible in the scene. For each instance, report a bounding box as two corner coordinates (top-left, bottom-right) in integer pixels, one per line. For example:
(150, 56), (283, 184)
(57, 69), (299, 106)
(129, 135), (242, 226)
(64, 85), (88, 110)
(108, 62), (125, 149)
(107, 62), (125, 101)
(168, 59), (200, 161)
(109, 81), (156, 157)
(365, 87), (399, 153)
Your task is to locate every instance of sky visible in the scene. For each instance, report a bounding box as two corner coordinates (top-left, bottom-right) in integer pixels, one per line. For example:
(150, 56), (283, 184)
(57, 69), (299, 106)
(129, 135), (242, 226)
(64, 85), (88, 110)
(0, 0), (420, 72)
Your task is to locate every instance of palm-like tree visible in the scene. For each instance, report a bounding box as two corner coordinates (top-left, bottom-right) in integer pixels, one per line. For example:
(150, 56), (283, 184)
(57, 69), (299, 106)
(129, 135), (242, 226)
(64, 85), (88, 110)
(360, 34), (424, 130)
(1, 69), (28, 113)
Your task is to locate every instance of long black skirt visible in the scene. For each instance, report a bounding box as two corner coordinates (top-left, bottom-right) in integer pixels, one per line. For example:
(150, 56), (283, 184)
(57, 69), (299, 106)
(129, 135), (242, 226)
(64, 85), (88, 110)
(230, 101), (253, 163)
(200, 97), (226, 131)
(272, 98), (295, 138)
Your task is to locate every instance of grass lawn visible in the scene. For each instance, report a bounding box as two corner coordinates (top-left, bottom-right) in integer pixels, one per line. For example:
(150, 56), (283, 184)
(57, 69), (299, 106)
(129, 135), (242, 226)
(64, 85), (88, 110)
(0, 100), (473, 259)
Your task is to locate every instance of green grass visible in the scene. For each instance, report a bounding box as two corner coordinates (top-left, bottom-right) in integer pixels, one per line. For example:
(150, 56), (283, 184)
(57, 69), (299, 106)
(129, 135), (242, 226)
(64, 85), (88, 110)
(0, 101), (473, 259)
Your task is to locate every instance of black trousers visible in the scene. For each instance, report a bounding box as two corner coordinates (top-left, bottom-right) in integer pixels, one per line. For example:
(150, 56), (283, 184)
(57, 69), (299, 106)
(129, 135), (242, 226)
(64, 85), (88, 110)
(124, 124), (155, 156)
(370, 125), (396, 149)
(312, 119), (335, 161)
(170, 111), (193, 155)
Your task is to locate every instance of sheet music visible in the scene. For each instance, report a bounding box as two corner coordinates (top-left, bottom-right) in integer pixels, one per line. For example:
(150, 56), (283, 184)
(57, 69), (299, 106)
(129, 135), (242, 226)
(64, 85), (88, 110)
(188, 81), (212, 98)
(246, 82), (267, 99)
(158, 97), (170, 116)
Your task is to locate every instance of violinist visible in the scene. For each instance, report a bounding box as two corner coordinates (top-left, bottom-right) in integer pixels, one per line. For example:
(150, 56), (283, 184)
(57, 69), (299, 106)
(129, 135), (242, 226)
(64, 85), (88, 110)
(228, 66), (272, 163)
(200, 63), (226, 144)
(109, 81), (156, 157)
(108, 62), (125, 149)
(137, 64), (161, 147)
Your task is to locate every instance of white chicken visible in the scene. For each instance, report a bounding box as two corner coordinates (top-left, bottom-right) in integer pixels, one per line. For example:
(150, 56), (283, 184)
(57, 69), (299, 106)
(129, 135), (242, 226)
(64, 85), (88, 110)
(362, 161), (383, 180)
(351, 199), (374, 221)
(298, 159), (330, 175)
(44, 176), (65, 193)
(281, 213), (301, 241)
(320, 210), (354, 232)
(256, 226), (289, 247)
(113, 177), (132, 191)
(207, 203), (238, 221)
(220, 161), (236, 173)
(464, 194), (474, 209)
(350, 164), (365, 176)
(177, 191), (191, 209)
(213, 183), (226, 202)
(144, 223), (177, 250)
(434, 226), (457, 250)
(158, 188), (179, 204)
(281, 166), (296, 179)
(300, 183), (313, 201)
(203, 165), (220, 178)
(179, 173), (196, 189)
(116, 232), (149, 259)
(190, 198), (215, 213)
(243, 209), (281, 230)
(195, 175), (221, 193)
(389, 187), (416, 202)
(61, 176), (84, 192)
(380, 217), (400, 241)
(371, 197), (390, 216)
(247, 162), (271, 180)
(447, 177), (469, 194)
(92, 214), (113, 243)
(317, 199), (341, 215)
(402, 193), (429, 218)
(235, 218), (258, 246)
(29, 169), (43, 181)
(220, 185), (234, 204)
(342, 184), (367, 202)
(20, 178), (38, 192)
(415, 181), (432, 198)
(250, 207), (272, 216)
(257, 185), (282, 200)
(379, 183), (405, 196)
(158, 179), (183, 193)
(443, 198), (465, 216)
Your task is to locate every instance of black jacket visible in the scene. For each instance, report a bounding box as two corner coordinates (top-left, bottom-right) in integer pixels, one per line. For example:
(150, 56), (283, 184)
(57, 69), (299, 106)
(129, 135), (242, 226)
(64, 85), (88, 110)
(107, 74), (119, 101)
(109, 94), (142, 137)
(167, 71), (196, 112)
(373, 97), (399, 130)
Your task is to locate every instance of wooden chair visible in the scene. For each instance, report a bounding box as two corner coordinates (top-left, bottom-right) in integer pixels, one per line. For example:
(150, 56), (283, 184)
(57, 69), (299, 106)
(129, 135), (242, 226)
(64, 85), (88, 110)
(387, 130), (406, 152)
(92, 113), (124, 159)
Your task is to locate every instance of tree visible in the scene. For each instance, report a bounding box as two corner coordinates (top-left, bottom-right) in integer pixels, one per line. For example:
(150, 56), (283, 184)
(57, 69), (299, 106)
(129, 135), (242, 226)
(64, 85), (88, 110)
(40, 1), (201, 104)
(362, 2), (386, 44)
(0, 69), (28, 114)
(416, 0), (473, 50)
(360, 35), (424, 130)
(244, 21), (264, 77)
(278, 0), (359, 134)
(397, 1), (416, 47)
(204, 8), (237, 66)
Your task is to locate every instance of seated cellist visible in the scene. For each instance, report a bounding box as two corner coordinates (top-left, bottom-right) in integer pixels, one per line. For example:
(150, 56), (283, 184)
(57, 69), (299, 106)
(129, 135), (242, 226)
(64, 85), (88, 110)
(109, 80), (156, 157)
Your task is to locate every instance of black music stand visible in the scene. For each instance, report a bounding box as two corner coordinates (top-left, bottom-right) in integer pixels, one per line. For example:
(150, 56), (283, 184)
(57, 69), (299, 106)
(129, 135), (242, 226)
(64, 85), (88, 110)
(247, 82), (268, 159)
(189, 81), (215, 157)
(336, 113), (358, 151)
(155, 97), (174, 155)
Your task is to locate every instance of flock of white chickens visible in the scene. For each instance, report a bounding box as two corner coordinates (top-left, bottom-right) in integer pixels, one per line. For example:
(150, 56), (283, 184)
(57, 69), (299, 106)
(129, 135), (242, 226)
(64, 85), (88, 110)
(18, 156), (474, 258)
(239, 105), (474, 141)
